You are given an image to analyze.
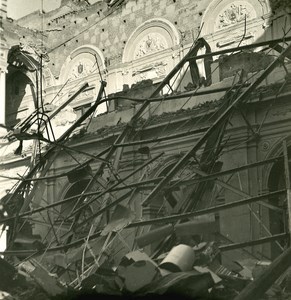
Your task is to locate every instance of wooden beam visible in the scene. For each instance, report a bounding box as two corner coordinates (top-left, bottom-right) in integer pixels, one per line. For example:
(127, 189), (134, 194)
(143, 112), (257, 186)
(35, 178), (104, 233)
(219, 233), (288, 251)
(181, 166), (283, 213)
(283, 140), (291, 243)
(234, 246), (291, 300)
(142, 43), (291, 207)
(128, 190), (286, 227)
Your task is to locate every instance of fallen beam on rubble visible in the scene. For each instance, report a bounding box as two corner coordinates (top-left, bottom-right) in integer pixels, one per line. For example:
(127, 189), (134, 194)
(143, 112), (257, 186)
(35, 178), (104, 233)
(219, 233), (288, 251)
(234, 246), (291, 300)
(128, 189), (286, 227)
(19, 259), (65, 296)
(135, 215), (217, 248)
(141, 42), (291, 207)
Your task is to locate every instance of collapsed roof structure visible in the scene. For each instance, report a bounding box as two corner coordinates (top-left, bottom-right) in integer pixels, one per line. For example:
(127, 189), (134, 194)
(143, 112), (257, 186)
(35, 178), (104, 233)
(1, 0), (291, 299)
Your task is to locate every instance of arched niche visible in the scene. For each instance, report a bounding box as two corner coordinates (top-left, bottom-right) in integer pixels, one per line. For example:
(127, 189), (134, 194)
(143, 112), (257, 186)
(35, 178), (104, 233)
(52, 174), (107, 244)
(200, 0), (271, 51)
(260, 137), (291, 258)
(6, 45), (55, 126)
(121, 19), (180, 85)
(59, 45), (105, 84)
(122, 18), (180, 63)
(5, 70), (34, 127)
(201, 0), (270, 35)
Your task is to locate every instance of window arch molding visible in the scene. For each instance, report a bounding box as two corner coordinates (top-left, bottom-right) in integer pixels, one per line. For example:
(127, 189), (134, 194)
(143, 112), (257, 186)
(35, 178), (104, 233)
(122, 18), (180, 63)
(261, 136), (291, 191)
(200, 0), (271, 36)
(59, 44), (105, 84)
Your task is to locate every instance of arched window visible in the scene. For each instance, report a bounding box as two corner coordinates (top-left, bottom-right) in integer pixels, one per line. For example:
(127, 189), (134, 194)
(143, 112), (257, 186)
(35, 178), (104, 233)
(56, 177), (106, 243)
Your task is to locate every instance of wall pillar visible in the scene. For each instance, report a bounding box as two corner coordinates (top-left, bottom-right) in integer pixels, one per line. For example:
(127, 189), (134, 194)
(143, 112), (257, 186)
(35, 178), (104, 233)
(0, 49), (8, 137)
(0, 0), (8, 132)
(0, 70), (6, 126)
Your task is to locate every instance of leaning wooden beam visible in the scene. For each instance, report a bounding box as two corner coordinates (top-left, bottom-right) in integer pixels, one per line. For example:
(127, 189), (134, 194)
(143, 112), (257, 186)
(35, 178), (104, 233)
(17, 82), (107, 214)
(48, 82), (89, 122)
(2, 152), (284, 224)
(283, 140), (291, 242)
(141, 42), (291, 207)
(0, 218), (287, 259)
(39, 136), (109, 163)
(0, 177), (164, 225)
(66, 152), (165, 218)
(186, 166), (283, 213)
(93, 38), (208, 179)
(57, 81), (106, 142)
(12, 82), (89, 134)
(127, 189), (286, 227)
(219, 233), (288, 251)
(136, 216), (217, 248)
(172, 155), (283, 188)
(234, 246), (291, 300)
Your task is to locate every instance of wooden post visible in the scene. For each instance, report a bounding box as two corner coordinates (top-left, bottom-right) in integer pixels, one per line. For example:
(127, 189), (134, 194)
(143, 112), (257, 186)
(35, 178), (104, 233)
(283, 140), (291, 243)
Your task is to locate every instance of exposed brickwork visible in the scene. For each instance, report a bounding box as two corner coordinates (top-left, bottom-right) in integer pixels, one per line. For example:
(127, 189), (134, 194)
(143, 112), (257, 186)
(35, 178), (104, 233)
(13, 0), (206, 79)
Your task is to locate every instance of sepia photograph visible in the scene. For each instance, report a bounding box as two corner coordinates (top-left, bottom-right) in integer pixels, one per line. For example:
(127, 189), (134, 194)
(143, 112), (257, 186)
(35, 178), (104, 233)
(0, 0), (291, 299)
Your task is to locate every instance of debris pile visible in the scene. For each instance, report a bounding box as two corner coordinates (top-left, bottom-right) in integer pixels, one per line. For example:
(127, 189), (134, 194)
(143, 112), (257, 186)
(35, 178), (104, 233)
(1, 239), (291, 300)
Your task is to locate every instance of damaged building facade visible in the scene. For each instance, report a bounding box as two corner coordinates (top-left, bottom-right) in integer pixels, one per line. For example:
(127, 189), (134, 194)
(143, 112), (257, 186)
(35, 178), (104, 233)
(1, 0), (291, 297)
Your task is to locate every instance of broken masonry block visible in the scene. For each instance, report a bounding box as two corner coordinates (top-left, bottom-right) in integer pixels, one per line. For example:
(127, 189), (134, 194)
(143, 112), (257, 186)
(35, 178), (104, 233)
(18, 260), (65, 297)
(159, 244), (195, 273)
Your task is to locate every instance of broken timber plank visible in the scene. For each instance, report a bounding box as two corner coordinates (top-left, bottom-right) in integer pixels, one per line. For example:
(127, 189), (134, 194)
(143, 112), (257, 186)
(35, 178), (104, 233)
(19, 259), (65, 297)
(234, 247), (291, 300)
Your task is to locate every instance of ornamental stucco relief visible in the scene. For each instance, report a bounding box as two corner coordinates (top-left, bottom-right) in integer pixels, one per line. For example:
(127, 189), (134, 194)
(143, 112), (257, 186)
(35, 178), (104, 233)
(122, 18), (180, 63)
(133, 33), (167, 59)
(59, 45), (105, 84)
(216, 2), (255, 29)
(201, 0), (270, 38)
(132, 62), (167, 82)
(69, 58), (95, 80)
